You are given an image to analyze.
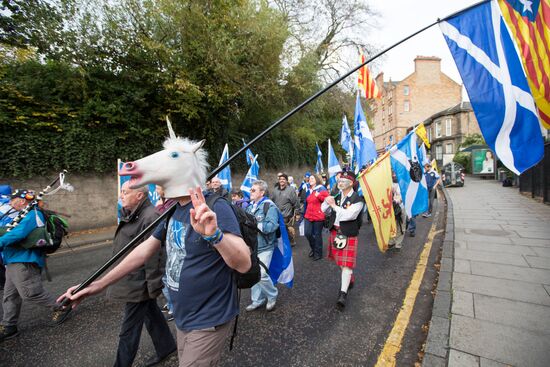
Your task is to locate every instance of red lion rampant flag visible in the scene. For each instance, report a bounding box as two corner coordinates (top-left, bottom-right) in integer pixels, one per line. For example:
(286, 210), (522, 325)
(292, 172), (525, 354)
(358, 53), (381, 99)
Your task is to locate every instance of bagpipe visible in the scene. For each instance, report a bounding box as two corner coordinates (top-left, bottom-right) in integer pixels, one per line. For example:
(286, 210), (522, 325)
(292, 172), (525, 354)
(1, 170), (73, 251)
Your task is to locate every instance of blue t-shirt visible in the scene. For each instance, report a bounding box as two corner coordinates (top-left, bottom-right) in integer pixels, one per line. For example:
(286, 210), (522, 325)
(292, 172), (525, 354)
(152, 197), (242, 331)
(425, 170), (440, 190)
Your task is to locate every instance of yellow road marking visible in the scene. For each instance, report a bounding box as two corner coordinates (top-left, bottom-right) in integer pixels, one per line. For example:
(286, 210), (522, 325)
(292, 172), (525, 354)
(375, 217), (441, 367)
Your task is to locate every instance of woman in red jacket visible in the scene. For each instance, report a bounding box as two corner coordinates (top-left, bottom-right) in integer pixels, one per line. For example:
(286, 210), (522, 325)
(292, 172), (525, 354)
(304, 174), (329, 261)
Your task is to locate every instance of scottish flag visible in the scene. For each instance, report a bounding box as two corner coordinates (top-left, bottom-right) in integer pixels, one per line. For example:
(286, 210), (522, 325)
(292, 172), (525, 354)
(242, 139), (256, 167)
(390, 132), (428, 218)
(440, 0), (543, 174)
(419, 143), (431, 166)
(240, 154), (259, 199)
(327, 139), (342, 189)
(315, 143), (324, 174)
(353, 93), (378, 173)
(217, 144), (232, 192)
(269, 208), (294, 288)
(340, 115), (353, 157)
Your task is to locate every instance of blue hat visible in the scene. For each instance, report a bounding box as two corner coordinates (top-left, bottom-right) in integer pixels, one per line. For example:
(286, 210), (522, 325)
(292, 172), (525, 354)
(304, 171), (311, 178)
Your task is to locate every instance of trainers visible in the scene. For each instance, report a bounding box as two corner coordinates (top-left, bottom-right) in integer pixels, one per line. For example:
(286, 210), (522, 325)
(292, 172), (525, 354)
(266, 299), (276, 312)
(51, 306), (72, 326)
(245, 301), (266, 312)
(409, 232), (416, 237)
(165, 312), (174, 322)
(144, 347), (177, 367)
(422, 212), (432, 218)
(0, 325), (18, 342)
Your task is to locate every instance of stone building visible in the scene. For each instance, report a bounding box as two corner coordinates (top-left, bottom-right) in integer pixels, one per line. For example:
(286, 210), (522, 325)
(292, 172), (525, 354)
(423, 101), (482, 167)
(369, 56), (462, 150)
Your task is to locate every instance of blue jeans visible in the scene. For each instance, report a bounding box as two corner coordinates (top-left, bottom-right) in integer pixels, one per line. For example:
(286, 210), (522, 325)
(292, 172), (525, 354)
(407, 216), (417, 234)
(161, 274), (173, 313)
(251, 250), (278, 305)
(114, 298), (176, 367)
(304, 219), (324, 258)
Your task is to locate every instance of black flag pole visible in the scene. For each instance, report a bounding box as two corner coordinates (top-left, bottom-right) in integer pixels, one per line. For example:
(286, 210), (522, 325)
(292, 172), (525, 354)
(61, 0), (489, 305)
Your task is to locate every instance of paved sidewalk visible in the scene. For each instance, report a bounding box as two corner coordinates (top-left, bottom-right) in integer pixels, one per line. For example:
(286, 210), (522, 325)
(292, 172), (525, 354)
(428, 176), (550, 367)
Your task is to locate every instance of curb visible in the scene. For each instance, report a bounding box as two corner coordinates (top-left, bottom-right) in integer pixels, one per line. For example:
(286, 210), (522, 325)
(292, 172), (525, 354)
(422, 187), (454, 367)
(60, 232), (114, 250)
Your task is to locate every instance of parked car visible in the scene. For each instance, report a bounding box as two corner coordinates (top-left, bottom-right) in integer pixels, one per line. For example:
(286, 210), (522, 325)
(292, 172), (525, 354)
(441, 162), (465, 187)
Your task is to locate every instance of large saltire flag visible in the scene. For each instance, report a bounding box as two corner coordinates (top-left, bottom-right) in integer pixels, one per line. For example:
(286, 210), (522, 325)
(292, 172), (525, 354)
(240, 154), (259, 199)
(415, 122), (431, 149)
(340, 115), (354, 157)
(390, 132), (429, 218)
(315, 143), (324, 174)
(117, 159), (157, 222)
(353, 93), (378, 173)
(268, 204), (294, 288)
(327, 139), (342, 189)
(358, 53), (382, 99)
(217, 144), (232, 192)
(242, 139), (256, 167)
(419, 142), (431, 166)
(441, 0), (544, 174)
(498, 0), (550, 129)
(357, 152), (395, 253)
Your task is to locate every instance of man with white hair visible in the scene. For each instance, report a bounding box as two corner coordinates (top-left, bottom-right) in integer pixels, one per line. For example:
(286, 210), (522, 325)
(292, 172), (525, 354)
(208, 176), (229, 199)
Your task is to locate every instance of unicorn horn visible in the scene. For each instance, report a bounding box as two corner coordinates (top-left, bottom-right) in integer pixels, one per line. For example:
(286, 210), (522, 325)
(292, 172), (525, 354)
(166, 116), (177, 139)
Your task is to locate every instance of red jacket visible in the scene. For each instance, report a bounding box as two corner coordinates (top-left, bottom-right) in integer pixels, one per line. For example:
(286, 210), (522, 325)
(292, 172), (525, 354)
(304, 187), (329, 222)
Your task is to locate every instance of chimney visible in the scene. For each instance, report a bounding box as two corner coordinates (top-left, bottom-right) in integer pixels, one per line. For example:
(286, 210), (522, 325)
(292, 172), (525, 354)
(414, 56), (441, 83)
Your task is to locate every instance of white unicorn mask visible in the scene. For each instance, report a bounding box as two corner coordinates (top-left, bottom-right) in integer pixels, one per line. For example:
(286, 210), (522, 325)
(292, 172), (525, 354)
(119, 117), (209, 199)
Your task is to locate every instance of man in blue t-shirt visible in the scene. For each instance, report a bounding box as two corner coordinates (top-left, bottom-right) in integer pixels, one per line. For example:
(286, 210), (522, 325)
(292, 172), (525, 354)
(423, 163), (441, 218)
(60, 187), (251, 366)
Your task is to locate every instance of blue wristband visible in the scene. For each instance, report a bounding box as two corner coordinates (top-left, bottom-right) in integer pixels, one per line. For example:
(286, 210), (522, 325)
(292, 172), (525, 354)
(203, 228), (223, 245)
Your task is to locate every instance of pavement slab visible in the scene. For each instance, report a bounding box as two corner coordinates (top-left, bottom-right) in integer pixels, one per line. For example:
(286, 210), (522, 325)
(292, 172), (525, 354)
(470, 261), (550, 284)
(452, 290), (474, 318)
(448, 349), (479, 367)
(454, 248), (529, 267)
(454, 259), (471, 274)
(524, 255), (550, 270)
(466, 241), (537, 255)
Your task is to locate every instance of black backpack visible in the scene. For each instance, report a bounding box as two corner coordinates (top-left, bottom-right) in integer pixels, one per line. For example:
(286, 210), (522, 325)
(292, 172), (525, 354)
(41, 209), (69, 254)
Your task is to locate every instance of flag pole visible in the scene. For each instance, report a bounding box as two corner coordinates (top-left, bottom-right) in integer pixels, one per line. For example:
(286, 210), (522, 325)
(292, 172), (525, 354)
(61, 0), (491, 306)
(208, 0), (491, 180)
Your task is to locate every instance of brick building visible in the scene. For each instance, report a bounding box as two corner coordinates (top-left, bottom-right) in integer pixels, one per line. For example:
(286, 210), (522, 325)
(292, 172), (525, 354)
(423, 101), (482, 167)
(369, 56), (462, 150)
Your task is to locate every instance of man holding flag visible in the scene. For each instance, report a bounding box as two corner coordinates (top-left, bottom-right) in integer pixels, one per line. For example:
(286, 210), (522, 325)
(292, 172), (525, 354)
(322, 172), (364, 310)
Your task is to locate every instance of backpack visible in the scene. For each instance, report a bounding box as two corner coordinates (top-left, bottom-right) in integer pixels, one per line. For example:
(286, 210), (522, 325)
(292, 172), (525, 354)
(42, 209), (69, 254)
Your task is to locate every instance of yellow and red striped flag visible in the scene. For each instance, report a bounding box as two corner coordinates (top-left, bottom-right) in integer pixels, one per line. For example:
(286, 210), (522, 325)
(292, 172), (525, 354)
(498, 0), (550, 129)
(357, 152), (395, 253)
(358, 53), (382, 99)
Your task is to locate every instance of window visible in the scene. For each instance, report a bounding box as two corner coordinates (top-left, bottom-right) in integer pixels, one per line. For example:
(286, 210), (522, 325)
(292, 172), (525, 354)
(446, 118), (452, 136)
(404, 100), (410, 112)
(404, 85), (410, 95)
(435, 121), (442, 138)
(435, 145), (443, 160)
(427, 127), (432, 142)
(446, 143), (453, 154)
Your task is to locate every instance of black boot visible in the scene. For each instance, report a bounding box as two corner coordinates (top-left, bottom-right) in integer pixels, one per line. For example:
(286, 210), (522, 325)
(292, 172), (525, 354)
(336, 291), (347, 309)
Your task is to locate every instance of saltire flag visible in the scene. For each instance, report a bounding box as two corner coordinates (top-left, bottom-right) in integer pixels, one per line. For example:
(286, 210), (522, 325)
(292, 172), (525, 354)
(266, 202), (294, 288)
(327, 139), (342, 189)
(117, 159), (157, 222)
(340, 115), (354, 157)
(358, 53), (382, 99)
(217, 143), (232, 192)
(242, 139), (256, 166)
(353, 93), (378, 173)
(240, 154), (259, 199)
(440, 0), (544, 174)
(390, 132), (429, 218)
(419, 143), (431, 166)
(357, 151), (395, 253)
(315, 143), (324, 174)
(415, 123), (431, 148)
(498, 0), (550, 128)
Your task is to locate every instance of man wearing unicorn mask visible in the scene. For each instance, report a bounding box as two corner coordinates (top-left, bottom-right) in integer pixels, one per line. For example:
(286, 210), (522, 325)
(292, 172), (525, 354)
(59, 121), (251, 367)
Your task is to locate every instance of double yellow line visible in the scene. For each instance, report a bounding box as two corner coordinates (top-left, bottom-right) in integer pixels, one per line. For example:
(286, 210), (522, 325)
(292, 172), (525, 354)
(375, 215), (442, 366)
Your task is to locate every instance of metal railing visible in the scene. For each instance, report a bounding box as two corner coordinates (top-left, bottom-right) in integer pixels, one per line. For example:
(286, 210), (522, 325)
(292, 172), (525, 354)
(519, 142), (550, 203)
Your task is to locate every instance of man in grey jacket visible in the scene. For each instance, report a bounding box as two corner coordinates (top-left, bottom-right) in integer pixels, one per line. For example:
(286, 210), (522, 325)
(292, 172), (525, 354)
(270, 173), (299, 246)
(107, 182), (176, 367)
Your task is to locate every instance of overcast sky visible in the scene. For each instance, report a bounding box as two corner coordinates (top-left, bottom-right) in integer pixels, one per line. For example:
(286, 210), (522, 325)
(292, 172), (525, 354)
(369, 0), (479, 84)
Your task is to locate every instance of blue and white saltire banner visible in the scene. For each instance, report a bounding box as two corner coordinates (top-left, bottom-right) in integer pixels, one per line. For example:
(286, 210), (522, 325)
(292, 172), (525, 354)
(217, 143), (232, 192)
(242, 139), (256, 167)
(390, 132), (429, 218)
(327, 139), (342, 189)
(340, 115), (353, 158)
(240, 154), (259, 199)
(268, 205), (294, 288)
(353, 92), (378, 173)
(419, 143), (431, 166)
(440, 0), (543, 174)
(315, 143), (324, 174)
(117, 159), (158, 222)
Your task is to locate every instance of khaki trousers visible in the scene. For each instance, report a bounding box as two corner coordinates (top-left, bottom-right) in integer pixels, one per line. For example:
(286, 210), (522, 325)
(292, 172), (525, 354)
(176, 320), (233, 367)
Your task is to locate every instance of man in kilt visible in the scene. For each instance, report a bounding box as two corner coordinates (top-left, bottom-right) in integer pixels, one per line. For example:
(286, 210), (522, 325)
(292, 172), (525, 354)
(321, 172), (364, 309)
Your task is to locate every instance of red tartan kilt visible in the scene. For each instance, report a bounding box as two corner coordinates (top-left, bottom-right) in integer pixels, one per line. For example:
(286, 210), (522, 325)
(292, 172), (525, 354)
(327, 229), (358, 268)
